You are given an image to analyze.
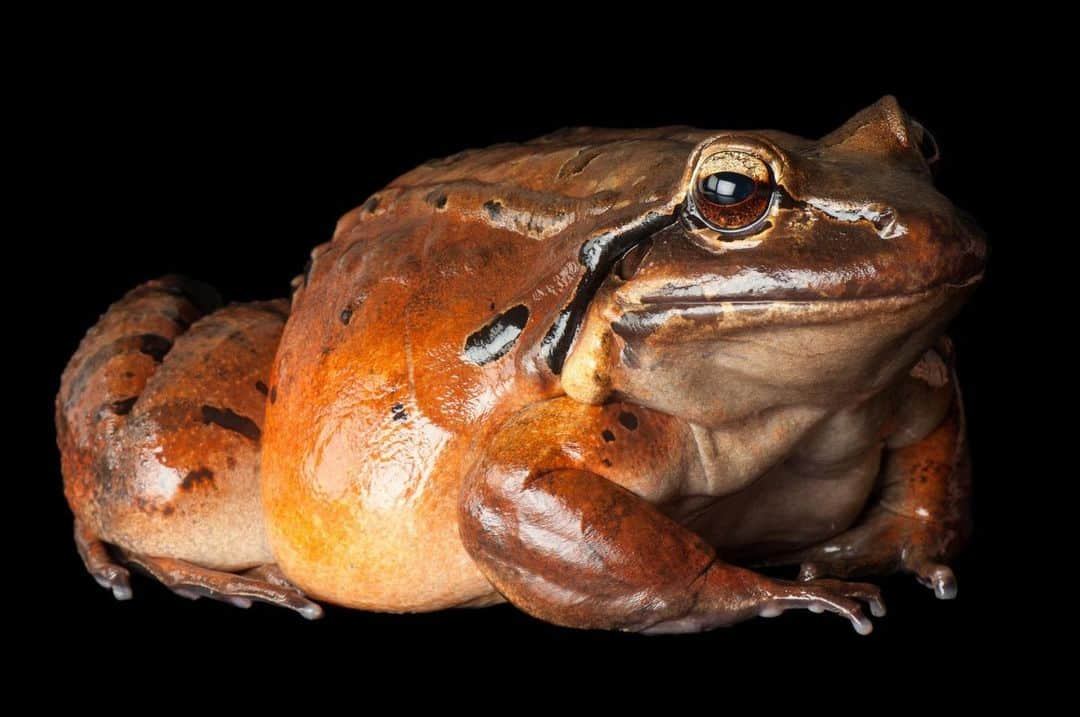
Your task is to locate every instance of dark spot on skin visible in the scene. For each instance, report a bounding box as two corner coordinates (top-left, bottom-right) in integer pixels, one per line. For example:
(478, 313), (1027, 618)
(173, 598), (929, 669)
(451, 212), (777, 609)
(180, 467), (214, 491)
(618, 411), (639, 431)
(227, 456), (237, 469)
(340, 308), (352, 325)
(489, 301), (496, 311)
(162, 505), (175, 516)
(68, 334), (177, 410)
(270, 387), (277, 404)
(920, 475), (929, 484)
(110, 396), (137, 416)
(391, 403), (408, 421)
(602, 429), (615, 443)
(601, 458), (613, 467)
(200, 405), (262, 442)
(462, 304), (530, 366)
(425, 190), (448, 209)
(138, 334), (173, 362)
(483, 200), (502, 218)
(362, 196), (380, 213)
(255, 381), (269, 395)
(124, 371), (135, 379)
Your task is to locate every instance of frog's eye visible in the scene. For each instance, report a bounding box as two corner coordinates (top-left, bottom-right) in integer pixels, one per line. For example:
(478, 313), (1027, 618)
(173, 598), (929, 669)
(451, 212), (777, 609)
(688, 151), (774, 234)
(700, 172), (755, 205)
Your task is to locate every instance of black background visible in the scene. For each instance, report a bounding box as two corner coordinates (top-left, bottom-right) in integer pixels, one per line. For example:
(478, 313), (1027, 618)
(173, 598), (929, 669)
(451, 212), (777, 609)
(19, 38), (1031, 686)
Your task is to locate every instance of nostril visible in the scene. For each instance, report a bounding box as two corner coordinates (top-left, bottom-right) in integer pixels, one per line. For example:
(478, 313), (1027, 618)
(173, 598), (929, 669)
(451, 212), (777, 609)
(615, 239), (653, 280)
(871, 207), (898, 236)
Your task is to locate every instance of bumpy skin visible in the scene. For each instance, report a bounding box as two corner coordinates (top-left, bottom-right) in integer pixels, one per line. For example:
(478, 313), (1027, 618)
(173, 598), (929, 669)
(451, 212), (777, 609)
(58, 96), (986, 634)
(58, 277), (320, 615)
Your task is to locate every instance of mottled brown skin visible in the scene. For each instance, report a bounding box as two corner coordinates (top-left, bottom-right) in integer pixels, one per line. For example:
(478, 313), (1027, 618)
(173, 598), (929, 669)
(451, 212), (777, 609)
(58, 277), (320, 615)
(57, 96), (985, 633)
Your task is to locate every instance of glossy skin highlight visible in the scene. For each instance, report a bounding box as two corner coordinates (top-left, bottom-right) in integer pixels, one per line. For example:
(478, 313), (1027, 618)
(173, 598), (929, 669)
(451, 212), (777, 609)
(57, 97), (985, 633)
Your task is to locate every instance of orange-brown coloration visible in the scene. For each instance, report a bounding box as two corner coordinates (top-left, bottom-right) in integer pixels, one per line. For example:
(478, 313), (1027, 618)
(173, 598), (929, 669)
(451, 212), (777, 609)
(58, 278), (286, 570)
(58, 97), (985, 632)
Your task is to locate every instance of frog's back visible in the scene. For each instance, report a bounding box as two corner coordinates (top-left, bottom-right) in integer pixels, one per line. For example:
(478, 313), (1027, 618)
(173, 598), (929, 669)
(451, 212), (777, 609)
(260, 128), (703, 610)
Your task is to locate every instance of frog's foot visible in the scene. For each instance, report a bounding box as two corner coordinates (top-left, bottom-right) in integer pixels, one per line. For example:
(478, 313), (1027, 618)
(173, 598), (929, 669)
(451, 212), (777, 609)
(765, 507), (960, 600)
(754, 577), (887, 634)
(74, 519), (132, 600)
(75, 519), (322, 618)
(114, 547), (324, 619)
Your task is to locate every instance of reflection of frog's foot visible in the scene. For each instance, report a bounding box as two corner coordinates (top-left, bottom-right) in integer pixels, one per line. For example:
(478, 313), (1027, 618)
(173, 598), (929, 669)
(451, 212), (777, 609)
(763, 508), (960, 601)
(75, 519), (132, 600)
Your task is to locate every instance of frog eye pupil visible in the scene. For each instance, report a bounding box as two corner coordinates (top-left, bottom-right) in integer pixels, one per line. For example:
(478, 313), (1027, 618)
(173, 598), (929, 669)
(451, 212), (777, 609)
(699, 172), (755, 205)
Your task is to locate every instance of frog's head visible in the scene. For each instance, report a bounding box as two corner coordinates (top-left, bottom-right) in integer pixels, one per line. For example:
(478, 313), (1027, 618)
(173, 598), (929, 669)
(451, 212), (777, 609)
(562, 96), (986, 427)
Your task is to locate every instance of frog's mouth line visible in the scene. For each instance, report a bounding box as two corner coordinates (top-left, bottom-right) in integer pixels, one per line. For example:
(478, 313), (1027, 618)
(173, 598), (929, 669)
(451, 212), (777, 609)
(610, 276), (982, 341)
(628, 272), (984, 311)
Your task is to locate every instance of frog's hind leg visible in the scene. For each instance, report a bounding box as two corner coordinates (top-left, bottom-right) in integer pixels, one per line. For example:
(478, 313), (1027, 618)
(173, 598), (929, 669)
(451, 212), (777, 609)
(57, 276), (321, 618)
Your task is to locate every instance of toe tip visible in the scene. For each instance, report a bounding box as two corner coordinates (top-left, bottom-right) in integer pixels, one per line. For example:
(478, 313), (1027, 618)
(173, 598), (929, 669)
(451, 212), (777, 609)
(299, 603), (324, 620)
(935, 580), (958, 600)
(930, 566), (958, 600)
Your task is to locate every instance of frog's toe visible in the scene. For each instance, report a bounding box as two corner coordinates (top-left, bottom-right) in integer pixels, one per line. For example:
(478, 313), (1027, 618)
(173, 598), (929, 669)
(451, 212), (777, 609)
(909, 560), (958, 600)
(114, 548), (324, 619)
(74, 519), (133, 601)
(763, 578), (886, 635)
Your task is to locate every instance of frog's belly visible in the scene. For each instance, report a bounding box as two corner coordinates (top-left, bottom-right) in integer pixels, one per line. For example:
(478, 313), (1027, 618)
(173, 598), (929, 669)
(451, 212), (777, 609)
(684, 445), (883, 558)
(262, 419), (501, 613)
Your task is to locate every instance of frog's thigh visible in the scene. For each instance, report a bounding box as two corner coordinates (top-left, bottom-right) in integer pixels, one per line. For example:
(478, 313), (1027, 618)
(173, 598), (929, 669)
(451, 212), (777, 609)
(60, 283), (285, 571)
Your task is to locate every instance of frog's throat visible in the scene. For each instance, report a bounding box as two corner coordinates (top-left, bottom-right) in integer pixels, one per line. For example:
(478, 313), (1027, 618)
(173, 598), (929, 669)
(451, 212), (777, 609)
(539, 211), (678, 375)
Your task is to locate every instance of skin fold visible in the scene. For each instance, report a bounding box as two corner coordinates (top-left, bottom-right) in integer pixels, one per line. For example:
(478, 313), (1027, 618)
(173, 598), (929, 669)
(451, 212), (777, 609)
(56, 96), (985, 633)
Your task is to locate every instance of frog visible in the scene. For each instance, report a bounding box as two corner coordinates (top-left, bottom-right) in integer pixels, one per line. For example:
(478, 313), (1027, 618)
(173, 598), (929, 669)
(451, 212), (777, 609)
(56, 96), (985, 634)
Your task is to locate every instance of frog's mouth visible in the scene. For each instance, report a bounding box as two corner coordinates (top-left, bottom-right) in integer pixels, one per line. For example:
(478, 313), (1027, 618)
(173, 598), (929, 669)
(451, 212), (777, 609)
(608, 277), (982, 346)
(608, 206), (986, 319)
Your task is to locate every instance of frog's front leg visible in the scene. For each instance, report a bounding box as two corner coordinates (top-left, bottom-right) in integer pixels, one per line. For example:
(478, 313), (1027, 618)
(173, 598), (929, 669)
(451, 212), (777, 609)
(768, 346), (971, 600)
(459, 397), (884, 634)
